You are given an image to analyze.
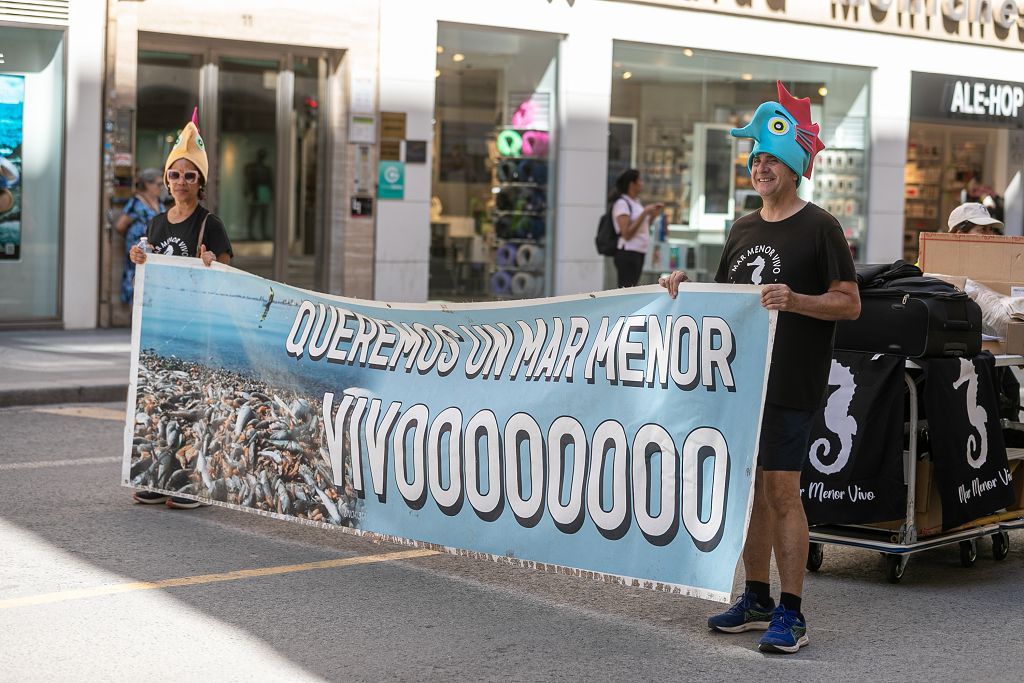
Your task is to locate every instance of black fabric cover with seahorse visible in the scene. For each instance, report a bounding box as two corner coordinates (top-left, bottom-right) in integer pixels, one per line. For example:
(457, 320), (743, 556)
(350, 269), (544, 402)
(921, 352), (1015, 530)
(800, 351), (907, 526)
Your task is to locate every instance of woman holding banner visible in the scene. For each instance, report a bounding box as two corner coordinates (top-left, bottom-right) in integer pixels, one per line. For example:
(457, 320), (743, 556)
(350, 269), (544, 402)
(129, 109), (233, 509)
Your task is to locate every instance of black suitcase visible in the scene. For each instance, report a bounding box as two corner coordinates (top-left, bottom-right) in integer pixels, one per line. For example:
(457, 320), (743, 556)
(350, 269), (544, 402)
(835, 276), (982, 358)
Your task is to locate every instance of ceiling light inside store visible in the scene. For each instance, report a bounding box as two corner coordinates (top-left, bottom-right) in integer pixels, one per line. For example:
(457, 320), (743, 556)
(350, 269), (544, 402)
(683, 48), (694, 57)
(453, 53), (465, 62)
(622, 71), (632, 80)
(436, 45), (444, 54)
(435, 69), (441, 78)
(0, 53), (4, 64)
(818, 86), (828, 97)
(740, 73), (753, 81)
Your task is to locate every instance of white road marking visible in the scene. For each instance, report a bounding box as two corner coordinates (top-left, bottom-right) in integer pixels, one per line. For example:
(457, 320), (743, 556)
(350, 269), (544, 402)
(31, 405), (125, 421)
(0, 456), (120, 471)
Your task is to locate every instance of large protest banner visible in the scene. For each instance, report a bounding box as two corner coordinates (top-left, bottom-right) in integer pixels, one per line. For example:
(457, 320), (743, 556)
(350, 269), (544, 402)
(122, 255), (775, 602)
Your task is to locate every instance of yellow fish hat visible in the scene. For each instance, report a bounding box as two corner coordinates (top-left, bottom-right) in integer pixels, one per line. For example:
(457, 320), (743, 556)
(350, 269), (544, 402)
(164, 107), (209, 185)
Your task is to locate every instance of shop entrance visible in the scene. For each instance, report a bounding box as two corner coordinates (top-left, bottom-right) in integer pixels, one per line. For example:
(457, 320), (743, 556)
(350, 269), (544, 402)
(904, 122), (1024, 262)
(135, 40), (334, 290)
(606, 42), (872, 286)
(430, 25), (560, 302)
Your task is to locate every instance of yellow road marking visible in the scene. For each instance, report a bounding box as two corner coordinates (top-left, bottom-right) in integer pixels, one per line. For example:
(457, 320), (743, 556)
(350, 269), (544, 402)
(31, 405), (125, 422)
(0, 548), (438, 610)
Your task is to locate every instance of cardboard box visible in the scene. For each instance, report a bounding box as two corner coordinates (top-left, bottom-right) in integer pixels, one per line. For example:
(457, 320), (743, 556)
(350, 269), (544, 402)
(869, 456), (943, 537)
(1009, 460), (1024, 512)
(920, 232), (1024, 354)
(914, 458), (944, 537)
(919, 232), (1024, 296)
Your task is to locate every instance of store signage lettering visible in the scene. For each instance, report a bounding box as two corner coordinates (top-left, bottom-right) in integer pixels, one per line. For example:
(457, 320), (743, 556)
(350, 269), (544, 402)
(834, 0), (1024, 30)
(949, 80), (1024, 118)
(911, 72), (1024, 125)
(625, 1), (1024, 49)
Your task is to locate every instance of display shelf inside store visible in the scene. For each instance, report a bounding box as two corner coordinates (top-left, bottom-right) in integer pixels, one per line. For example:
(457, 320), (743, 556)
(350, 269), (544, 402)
(491, 209), (545, 217)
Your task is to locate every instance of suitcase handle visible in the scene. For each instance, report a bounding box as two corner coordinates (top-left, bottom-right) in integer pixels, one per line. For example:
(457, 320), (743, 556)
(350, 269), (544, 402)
(943, 320), (970, 331)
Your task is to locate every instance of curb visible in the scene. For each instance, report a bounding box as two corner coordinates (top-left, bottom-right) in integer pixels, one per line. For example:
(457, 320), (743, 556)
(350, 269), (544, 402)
(0, 384), (129, 408)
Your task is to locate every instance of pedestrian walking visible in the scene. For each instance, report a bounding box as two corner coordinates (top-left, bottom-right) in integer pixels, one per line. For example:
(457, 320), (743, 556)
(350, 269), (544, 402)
(610, 169), (663, 287)
(114, 168), (164, 303)
(660, 81), (860, 653)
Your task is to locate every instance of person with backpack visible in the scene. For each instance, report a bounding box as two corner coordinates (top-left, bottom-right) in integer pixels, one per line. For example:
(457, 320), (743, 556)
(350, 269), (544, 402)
(609, 169), (663, 287)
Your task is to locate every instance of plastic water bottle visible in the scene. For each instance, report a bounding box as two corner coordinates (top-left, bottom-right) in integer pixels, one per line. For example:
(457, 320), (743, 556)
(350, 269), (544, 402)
(138, 236), (151, 253)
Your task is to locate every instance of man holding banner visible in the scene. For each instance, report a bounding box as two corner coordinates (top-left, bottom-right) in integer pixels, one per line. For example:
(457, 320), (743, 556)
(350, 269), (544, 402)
(661, 81), (860, 653)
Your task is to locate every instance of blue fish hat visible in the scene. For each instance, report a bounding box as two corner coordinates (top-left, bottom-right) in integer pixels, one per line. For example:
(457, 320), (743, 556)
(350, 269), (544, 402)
(730, 81), (825, 187)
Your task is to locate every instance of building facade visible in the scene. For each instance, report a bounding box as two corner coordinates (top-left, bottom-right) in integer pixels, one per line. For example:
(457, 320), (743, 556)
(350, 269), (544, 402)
(0, 0), (104, 328)
(98, 0), (380, 327)
(378, 0), (1024, 303)
(6, 0), (1024, 329)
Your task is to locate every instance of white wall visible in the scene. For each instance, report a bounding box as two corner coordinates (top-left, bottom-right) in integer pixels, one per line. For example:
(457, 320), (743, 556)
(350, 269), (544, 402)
(63, 0), (106, 328)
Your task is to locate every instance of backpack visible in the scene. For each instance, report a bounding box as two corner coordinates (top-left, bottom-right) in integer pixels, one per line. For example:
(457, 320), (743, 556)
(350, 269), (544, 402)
(595, 197), (621, 256)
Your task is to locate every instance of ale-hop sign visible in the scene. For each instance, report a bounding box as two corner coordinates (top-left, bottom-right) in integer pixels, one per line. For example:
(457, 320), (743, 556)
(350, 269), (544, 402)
(911, 72), (1024, 126)
(123, 256), (776, 601)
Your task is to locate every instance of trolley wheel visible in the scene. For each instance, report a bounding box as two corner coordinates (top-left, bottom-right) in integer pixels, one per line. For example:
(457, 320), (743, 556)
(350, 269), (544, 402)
(807, 543), (824, 572)
(959, 539), (977, 567)
(885, 554), (906, 583)
(992, 531), (1010, 561)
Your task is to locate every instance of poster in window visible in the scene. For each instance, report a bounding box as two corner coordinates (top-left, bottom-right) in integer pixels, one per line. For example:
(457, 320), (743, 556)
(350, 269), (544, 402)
(0, 75), (24, 261)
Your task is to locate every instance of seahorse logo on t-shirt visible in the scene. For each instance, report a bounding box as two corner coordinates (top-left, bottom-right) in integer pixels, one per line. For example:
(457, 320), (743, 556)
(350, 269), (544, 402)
(729, 244), (782, 285)
(748, 255), (766, 285)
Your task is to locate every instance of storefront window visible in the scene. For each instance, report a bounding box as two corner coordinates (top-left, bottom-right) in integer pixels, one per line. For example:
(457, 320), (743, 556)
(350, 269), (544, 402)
(904, 72), (1024, 260)
(608, 43), (871, 284)
(134, 44), (332, 291)
(0, 26), (65, 322)
(430, 25), (559, 301)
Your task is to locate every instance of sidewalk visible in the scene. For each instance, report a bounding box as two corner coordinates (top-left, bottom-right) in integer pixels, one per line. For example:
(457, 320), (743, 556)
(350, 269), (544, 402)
(0, 328), (132, 407)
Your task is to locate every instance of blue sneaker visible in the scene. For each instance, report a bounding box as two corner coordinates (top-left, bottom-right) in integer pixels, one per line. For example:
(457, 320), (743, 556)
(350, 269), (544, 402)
(707, 590), (775, 633)
(758, 605), (809, 653)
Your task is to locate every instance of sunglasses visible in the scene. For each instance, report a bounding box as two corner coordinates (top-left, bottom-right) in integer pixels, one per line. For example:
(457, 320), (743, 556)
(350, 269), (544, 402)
(167, 170), (200, 184)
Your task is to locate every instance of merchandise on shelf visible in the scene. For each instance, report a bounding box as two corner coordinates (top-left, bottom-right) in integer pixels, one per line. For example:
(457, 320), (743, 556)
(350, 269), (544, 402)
(489, 127), (549, 299)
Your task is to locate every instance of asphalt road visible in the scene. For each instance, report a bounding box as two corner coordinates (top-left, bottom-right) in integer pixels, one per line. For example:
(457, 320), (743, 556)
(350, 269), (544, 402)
(1, 402), (1022, 681)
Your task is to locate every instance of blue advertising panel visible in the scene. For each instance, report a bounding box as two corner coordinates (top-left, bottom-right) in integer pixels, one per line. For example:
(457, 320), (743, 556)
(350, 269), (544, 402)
(123, 256), (775, 601)
(0, 75), (24, 260)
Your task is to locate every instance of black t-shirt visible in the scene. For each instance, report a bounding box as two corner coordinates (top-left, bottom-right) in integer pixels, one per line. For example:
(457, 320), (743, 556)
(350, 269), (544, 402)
(146, 205), (233, 259)
(715, 202), (856, 410)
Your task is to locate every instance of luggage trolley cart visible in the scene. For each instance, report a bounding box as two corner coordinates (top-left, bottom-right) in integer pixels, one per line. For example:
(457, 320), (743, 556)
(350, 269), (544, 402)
(807, 354), (1024, 583)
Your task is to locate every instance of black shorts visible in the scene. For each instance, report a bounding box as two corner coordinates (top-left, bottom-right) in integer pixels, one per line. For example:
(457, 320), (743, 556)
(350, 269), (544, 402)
(757, 402), (815, 472)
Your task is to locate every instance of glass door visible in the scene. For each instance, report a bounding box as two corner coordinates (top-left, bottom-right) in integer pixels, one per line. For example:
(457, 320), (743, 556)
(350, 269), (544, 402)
(213, 55), (281, 280)
(136, 51), (202, 184)
(135, 40), (330, 291)
(287, 56), (327, 292)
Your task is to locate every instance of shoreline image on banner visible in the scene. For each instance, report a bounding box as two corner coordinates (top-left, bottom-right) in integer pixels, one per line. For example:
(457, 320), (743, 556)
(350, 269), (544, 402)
(123, 255), (776, 602)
